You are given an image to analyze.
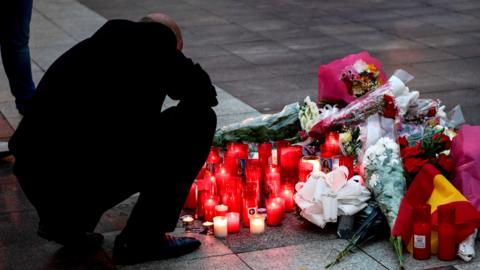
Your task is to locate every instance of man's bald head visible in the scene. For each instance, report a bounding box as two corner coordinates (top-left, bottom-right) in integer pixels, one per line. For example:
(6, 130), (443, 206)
(140, 13), (183, 51)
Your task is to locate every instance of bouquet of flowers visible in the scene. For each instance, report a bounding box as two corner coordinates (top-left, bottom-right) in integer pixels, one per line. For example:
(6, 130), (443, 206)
(363, 137), (407, 268)
(212, 102), (301, 147)
(309, 83), (397, 138)
(318, 51), (387, 105)
(399, 125), (454, 184)
(340, 59), (383, 98)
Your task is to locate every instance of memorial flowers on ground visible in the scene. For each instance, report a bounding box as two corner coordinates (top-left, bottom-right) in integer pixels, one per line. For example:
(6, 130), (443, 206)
(191, 51), (480, 269)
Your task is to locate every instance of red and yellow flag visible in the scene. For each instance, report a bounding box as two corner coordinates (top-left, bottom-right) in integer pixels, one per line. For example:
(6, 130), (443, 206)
(392, 164), (480, 253)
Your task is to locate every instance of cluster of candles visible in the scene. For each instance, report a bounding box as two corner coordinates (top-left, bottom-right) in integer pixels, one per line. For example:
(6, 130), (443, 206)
(182, 133), (350, 238)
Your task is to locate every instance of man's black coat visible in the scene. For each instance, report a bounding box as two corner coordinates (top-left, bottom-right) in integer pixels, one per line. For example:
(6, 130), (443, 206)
(9, 20), (217, 231)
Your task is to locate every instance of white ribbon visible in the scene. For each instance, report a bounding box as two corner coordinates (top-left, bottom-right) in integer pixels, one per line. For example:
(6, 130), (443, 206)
(294, 166), (371, 228)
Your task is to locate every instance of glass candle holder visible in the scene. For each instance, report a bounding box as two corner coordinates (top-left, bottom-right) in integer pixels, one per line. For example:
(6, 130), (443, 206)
(215, 204), (229, 217)
(266, 197), (285, 226)
(226, 212), (240, 233)
(202, 221), (214, 235)
(213, 216), (228, 238)
(249, 214), (265, 234)
(182, 215), (194, 233)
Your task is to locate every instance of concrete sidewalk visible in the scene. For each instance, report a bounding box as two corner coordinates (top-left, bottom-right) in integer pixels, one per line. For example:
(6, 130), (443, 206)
(1, 0), (480, 269)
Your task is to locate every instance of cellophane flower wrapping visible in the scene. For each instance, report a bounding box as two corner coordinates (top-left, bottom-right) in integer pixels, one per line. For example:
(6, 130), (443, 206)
(309, 83), (395, 139)
(451, 125), (480, 212)
(212, 102), (301, 148)
(318, 51), (387, 105)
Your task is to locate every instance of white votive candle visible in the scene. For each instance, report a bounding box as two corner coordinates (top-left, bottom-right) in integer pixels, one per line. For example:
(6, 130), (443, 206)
(213, 216), (228, 238)
(249, 215), (265, 234)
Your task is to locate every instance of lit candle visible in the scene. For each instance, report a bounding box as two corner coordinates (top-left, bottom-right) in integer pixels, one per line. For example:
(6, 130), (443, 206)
(215, 164), (230, 197)
(204, 197), (218, 222)
(258, 142), (272, 167)
(280, 145), (303, 184)
(242, 182), (258, 227)
(265, 164), (281, 199)
(249, 215), (265, 234)
(215, 204), (229, 217)
(322, 132), (340, 157)
(266, 197), (285, 226)
(339, 156), (354, 178)
(275, 140), (291, 166)
(299, 156), (321, 182)
(182, 215), (194, 233)
(206, 147), (221, 173)
(223, 151), (239, 175)
(281, 184), (295, 212)
(204, 174), (217, 195)
(213, 216), (228, 238)
(226, 212), (240, 233)
(183, 182), (197, 209)
(202, 221), (213, 235)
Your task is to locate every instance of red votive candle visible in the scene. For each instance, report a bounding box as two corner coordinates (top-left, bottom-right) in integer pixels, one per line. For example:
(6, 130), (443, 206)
(298, 155), (320, 182)
(265, 164), (281, 200)
(183, 181), (197, 209)
(266, 197), (285, 226)
(339, 156), (354, 179)
(215, 204), (229, 217)
(437, 205), (456, 261)
(204, 196), (219, 222)
(223, 151), (239, 176)
(281, 184), (295, 212)
(226, 212), (240, 233)
(413, 204), (431, 260)
(242, 182), (258, 227)
(222, 182), (242, 214)
(258, 142), (272, 167)
(322, 132), (340, 157)
(275, 140), (290, 166)
(280, 145), (303, 184)
(215, 164), (230, 197)
(206, 146), (221, 173)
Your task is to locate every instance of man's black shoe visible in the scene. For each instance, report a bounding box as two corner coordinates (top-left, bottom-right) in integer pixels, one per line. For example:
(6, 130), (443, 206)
(113, 234), (201, 265)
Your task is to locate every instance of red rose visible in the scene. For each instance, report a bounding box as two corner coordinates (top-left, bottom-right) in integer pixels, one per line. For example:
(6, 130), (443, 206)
(427, 107), (437, 117)
(441, 134), (451, 150)
(403, 157), (429, 174)
(398, 136), (409, 148)
(382, 94), (397, 119)
(401, 142), (423, 158)
(437, 153), (455, 173)
(299, 130), (309, 141)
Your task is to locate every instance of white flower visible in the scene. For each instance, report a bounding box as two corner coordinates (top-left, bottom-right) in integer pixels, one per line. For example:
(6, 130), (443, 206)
(369, 173), (379, 187)
(353, 60), (368, 73)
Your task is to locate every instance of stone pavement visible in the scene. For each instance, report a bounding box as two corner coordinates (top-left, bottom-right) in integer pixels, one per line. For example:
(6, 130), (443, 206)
(0, 0), (480, 269)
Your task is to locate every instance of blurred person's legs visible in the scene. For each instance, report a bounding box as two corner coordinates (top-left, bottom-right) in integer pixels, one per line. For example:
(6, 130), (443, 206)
(0, 0), (35, 115)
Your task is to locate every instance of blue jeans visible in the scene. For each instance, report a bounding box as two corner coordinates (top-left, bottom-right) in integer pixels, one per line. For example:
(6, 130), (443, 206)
(0, 0), (35, 114)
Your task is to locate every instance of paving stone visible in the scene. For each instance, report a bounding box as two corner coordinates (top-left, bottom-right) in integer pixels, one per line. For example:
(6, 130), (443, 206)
(0, 209), (40, 247)
(413, 34), (480, 48)
(206, 65), (276, 83)
(238, 238), (387, 270)
(219, 40), (289, 56)
(371, 48), (459, 65)
(411, 58), (480, 86)
(0, 181), (34, 214)
(440, 44), (480, 58)
(194, 54), (253, 71)
(416, 13), (480, 32)
(221, 213), (338, 254)
(119, 254), (249, 270)
(30, 45), (75, 71)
